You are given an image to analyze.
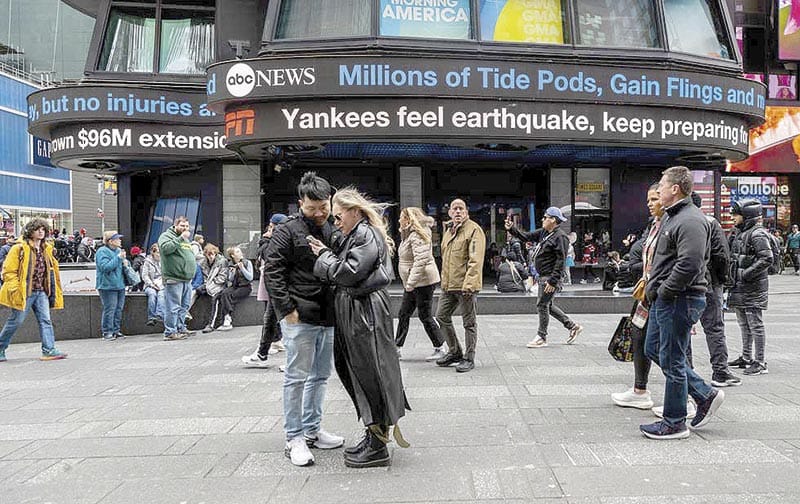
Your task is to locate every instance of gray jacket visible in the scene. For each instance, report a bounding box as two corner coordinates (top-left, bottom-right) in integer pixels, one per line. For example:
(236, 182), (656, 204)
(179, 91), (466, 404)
(140, 255), (162, 290)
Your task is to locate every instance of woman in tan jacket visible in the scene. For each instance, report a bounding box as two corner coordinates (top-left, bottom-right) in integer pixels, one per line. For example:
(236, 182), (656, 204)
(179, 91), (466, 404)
(395, 207), (446, 361)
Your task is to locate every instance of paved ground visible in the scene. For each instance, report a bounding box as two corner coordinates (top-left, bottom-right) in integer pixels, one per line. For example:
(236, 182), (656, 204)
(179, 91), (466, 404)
(2, 278), (800, 503)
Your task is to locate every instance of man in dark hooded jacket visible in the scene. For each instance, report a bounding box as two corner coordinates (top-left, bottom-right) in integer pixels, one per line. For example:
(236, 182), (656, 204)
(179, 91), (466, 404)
(727, 199), (772, 376)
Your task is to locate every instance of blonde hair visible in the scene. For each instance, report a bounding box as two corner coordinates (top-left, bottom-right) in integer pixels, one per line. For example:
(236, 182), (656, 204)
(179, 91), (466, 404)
(103, 230), (118, 245)
(203, 243), (220, 255)
(400, 207), (431, 244)
(333, 187), (395, 256)
(226, 246), (241, 259)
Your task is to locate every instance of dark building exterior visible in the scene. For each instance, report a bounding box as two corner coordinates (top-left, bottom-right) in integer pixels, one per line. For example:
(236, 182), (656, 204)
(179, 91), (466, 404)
(27, 0), (767, 259)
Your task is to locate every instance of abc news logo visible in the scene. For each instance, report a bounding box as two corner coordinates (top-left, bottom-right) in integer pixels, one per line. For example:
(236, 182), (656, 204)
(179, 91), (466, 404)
(225, 63), (316, 98)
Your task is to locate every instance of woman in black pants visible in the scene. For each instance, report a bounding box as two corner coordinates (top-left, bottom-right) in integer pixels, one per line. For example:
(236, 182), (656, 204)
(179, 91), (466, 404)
(205, 246), (253, 332)
(394, 207), (446, 361)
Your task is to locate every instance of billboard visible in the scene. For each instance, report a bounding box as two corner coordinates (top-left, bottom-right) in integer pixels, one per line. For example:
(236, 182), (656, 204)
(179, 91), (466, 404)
(778, 0), (800, 60)
(479, 0), (564, 43)
(380, 0), (471, 39)
(728, 106), (800, 173)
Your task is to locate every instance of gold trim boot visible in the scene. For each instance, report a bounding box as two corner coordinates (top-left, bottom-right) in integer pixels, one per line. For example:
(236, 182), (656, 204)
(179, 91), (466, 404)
(343, 424), (391, 468)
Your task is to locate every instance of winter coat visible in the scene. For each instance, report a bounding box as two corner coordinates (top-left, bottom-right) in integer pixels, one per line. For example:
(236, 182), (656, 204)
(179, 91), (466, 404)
(264, 213), (339, 326)
(158, 227), (197, 282)
(398, 226), (440, 290)
(440, 218), (486, 292)
(141, 255), (163, 290)
(705, 216), (730, 288)
(314, 219), (409, 426)
(728, 220), (771, 310)
(496, 259), (528, 292)
(199, 253), (228, 297)
(788, 232), (800, 250)
(95, 246), (126, 291)
(508, 225), (569, 287)
(0, 240), (63, 311)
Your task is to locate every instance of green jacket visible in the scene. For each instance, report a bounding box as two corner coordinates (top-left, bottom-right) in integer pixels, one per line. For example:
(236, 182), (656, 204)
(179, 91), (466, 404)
(158, 227), (197, 282)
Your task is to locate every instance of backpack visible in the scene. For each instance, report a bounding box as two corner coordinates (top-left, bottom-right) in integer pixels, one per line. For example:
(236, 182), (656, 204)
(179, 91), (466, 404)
(748, 228), (781, 275)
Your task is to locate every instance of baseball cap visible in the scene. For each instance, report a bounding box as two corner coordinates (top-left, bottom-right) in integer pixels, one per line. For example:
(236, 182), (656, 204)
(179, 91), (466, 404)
(130, 246), (142, 256)
(110, 233), (123, 240)
(544, 206), (567, 223)
(270, 213), (288, 225)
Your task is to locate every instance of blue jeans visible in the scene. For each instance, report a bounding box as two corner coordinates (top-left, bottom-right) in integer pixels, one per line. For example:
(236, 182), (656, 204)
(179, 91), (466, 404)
(0, 290), (56, 353)
(144, 287), (165, 320)
(98, 289), (126, 336)
(280, 320), (334, 440)
(164, 281), (192, 336)
(645, 294), (715, 428)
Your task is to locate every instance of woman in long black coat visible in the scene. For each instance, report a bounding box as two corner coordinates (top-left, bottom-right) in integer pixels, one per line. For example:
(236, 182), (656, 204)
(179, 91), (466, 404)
(309, 187), (410, 468)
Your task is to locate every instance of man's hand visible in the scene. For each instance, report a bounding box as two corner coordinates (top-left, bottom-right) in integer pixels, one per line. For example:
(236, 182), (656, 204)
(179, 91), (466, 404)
(181, 230), (192, 240)
(461, 290), (474, 301)
(307, 236), (326, 256)
(284, 310), (300, 324)
(543, 283), (556, 294)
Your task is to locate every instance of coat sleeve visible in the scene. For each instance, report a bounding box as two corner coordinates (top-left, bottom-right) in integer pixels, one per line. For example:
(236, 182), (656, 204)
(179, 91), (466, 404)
(158, 232), (182, 256)
(462, 226), (486, 292)
(547, 234), (568, 287)
(405, 232), (431, 289)
(141, 261), (156, 288)
(507, 225), (535, 243)
(742, 230), (773, 281)
(96, 248), (121, 273)
(657, 219), (708, 300)
(263, 225), (297, 319)
(314, 227), (382, 287)
(240, 259), (254, 282)
(627, 238), (644, 280)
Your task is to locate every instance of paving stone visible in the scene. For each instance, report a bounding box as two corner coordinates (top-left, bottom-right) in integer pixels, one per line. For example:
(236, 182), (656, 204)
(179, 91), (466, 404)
(105, 417), (240, 437)
(67, 454), (221, 480)
(20, 436), (180, 459)
(1, 479), (122, 504)
(99, 477), (278, 504)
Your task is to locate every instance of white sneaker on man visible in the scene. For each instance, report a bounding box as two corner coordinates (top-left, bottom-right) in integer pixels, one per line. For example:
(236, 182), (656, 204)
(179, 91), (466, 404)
(426, 346), (447, 361)
(611, 388), (654, 409)
(304, 430), (345, 449)
(526, 337), (548, 348)
(652, 401), (697, 419)
(218, 314), (233, 331)
(285, 436), (315, 466)
(241, 351), (270, 368)
(268, 340), (286, 355)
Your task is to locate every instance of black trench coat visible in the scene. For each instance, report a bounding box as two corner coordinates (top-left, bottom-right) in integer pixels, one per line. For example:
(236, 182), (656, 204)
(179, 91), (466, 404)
(314, 219), (410, 426)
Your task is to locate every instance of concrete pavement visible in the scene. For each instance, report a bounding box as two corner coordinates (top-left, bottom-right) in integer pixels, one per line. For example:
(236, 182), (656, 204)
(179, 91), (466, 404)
(1, 280), (800, 502)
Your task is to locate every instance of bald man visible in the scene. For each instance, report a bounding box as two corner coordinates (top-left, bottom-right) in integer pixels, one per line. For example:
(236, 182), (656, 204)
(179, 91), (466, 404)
(435, 199), (486, 373)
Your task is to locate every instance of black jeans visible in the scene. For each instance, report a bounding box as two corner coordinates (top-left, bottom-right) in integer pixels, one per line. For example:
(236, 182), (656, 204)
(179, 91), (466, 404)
(210, 285), (251, 327)
(536, 278), (575, 339)
(632, 322), (652, 390)
(395, 284), (445, 348)
(791, 248), (800, 272)
(257, 299), (282, 356)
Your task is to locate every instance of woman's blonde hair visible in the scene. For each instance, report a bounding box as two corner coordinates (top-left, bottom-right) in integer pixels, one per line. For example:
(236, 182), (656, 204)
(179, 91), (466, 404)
(226, 246), (241, 259)
(102, 230), (118, 245)
(203, 243), (220, 255)
(400, 207), (432, 244)
(333, 187), (395, 256)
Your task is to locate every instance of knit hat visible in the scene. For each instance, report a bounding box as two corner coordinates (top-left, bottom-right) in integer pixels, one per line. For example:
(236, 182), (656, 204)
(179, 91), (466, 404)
(131, 246), (142, 256)
(270, 213), (288, 225)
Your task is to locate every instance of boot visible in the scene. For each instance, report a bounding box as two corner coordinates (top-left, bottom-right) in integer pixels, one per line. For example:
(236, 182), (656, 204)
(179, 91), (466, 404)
(344, 428), (370, 456)
(344, 425), (390, 468)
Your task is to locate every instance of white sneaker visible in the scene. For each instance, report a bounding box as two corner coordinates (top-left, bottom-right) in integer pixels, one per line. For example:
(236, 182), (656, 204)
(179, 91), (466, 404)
(652, 401), (696, 419)
(273, 340), (285, 352)
(579, 279), (587, 284)
(241, 351), (270, 368)
(218, 314), (233, 331)
(611, 388), (654, 409)
(426, 346), (446, 361)
(304, 430), (345, 449)
(526, 337), (548, 348)
(285, 436), (315, 466)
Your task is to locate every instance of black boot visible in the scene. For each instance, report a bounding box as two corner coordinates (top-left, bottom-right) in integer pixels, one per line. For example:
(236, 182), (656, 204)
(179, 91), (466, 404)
(344, 428), (370, 456)
(344, 425), (391, 468)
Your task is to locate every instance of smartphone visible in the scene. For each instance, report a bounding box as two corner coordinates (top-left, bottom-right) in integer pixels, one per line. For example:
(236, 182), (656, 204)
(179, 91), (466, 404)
(305, 235), (316, 242)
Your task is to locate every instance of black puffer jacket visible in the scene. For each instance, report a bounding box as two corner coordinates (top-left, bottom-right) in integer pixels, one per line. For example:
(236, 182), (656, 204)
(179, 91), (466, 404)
(508, 225), (568, 287)
(728, 219), (771, 310)
(496, 259), (528, 292)
(263, 213), (339, 326)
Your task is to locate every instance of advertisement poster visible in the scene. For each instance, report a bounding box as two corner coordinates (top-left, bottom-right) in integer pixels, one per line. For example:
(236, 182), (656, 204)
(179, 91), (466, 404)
(721, 176), (790, 230)
(778, 0), (800, 60)
(380, 0), (471, 39)
(479, 0), (564, 43)
(729, 106), (800, 173)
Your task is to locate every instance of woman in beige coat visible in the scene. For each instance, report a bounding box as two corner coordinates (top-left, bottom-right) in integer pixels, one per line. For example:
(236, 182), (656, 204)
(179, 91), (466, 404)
(394, 207), (446, 361)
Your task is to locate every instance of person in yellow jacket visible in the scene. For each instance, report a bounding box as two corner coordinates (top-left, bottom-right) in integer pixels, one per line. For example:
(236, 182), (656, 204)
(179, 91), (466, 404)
(0, 218), (66, 362)
(435, 199), (486, 373)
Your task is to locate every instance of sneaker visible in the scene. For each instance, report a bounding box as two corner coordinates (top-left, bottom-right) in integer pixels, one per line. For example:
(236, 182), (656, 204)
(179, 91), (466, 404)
(163, 332), (187, 341)
(185, 313), (193, 321)
(455, 359), (474, 373)
(728, 356), (753, 369)
(0, 350), (7, 362)
(640, 420), (690, 440)
(279, 365), (285, 372)
(146, 318), (157, 326)
(268, 347), (279, 355)
(435, 351), (463, 367)
(566, 324), (583, 344)
(241, 351), (270, 368)
(115, 332), (126, 340)
(743, 361), (768, 376)
(526, 336), (548, 348)
(218, 324), (233, 332)
(285, 436), (315, 466)
(594, 277), (601, 283)
(652, 401), (696, 419)
(40, 349), (67, 361)
(102, 333), (117, 342)
(426, 346), (446, 362)
(272, 340), (286, 352)
(579, 279), (587, 284)
(690, 389), (725, 429)
(179, 330), (195, 338)
(711, 370), (743, 387)
(217, 315), (233, 331)
(611, 388), (654, 410)
(202, 325), (214, 334)
(304, 430), (345, 449)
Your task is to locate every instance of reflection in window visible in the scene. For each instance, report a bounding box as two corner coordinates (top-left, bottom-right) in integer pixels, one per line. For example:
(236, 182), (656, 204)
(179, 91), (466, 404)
(381, 0), (472, 39)
(276, 0), (371, 39)
(575, 168), (610, 210)
(574, 0), (658, 48)
(664, 0), (732, 59)
(160, 11), (215, 74)
(479, 0), (566, 44)
(145, 197), (201, 249)
(100, 8), (156, 72)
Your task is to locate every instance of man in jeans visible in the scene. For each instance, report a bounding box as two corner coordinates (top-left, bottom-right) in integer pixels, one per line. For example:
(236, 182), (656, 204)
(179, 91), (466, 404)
(264, 172), (344, 467)
(0, 219), (67, 362)
(642, 166), (724, 440)
(158, 216), (197, 341)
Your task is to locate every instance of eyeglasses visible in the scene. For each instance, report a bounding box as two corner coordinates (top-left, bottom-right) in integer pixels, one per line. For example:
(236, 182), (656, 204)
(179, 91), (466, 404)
(334, 214), (342, 223)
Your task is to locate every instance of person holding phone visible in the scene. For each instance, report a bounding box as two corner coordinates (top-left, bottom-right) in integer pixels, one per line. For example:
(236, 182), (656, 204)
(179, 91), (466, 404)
(205, 246), (252, 332)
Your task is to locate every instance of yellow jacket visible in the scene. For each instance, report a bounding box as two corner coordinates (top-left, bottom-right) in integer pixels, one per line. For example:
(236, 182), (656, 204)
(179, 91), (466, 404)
(440, 219), (486, 292)
(0, 240), (64, 311)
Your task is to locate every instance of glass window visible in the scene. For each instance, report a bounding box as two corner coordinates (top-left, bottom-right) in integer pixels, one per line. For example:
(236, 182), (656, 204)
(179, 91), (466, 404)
(691, 170), (716, 218)
(664, 0), (733, 59)
(574, 0), (658, 48)
(100, 7), (156, 72)
(160, 10), (215, 74)
(145, 197), (201, 249)
(276, 0), (371, 39)
(381, 0), (472, 39)
(575, 168), (610, 211)
(479, 0), (567, 44)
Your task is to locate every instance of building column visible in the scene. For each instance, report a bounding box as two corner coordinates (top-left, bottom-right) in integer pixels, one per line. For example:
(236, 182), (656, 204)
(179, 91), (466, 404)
(550, 167), (572, 231)
(398, 165), (423, 209)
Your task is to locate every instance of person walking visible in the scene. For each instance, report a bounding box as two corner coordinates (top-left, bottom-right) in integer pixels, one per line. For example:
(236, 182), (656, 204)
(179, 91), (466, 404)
(141, 244), (165, 326)
(506, 206), (583, 348)
(0, 218), (67, 362)
(394, 207), (447, 361)
(787, 224), (800, 275)
(727, 199), (773, 376)
(158, 216), (197, 341)
(435, 198), (486, 373)
(263, 172), (344, 467)
(641, 166), (724, 440)
(310, 187), (410, 469)
(95, 231), (128, 341)
(204, 246), (252, 332)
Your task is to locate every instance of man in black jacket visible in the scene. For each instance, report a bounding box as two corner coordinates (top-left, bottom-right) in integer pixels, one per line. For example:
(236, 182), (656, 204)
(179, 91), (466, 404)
(263, 172), (344, 467)
(641, 166), (724, 440)
(506, 206), (583, 348)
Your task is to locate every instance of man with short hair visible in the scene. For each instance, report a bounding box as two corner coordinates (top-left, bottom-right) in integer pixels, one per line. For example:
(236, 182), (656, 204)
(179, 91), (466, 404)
(641, 166), (723, 440)
(435, 198), (486, 373)
(158, 216), (197, 341)
(0, 219), (67, 362)
(264, 172), (344, 467)
(506, 206), (583, 348)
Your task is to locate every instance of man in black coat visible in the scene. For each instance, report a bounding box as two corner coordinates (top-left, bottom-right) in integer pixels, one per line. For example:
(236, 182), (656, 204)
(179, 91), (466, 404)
(727, 198), (772, 376)
(506, 206), (583, 348)
(263, 172), (344, 467)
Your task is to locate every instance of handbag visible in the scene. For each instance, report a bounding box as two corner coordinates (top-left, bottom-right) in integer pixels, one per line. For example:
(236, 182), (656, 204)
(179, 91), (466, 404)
(632, 277), (646, 302)
(122, 262), (141, 287)
(608, 302), (639, 362)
